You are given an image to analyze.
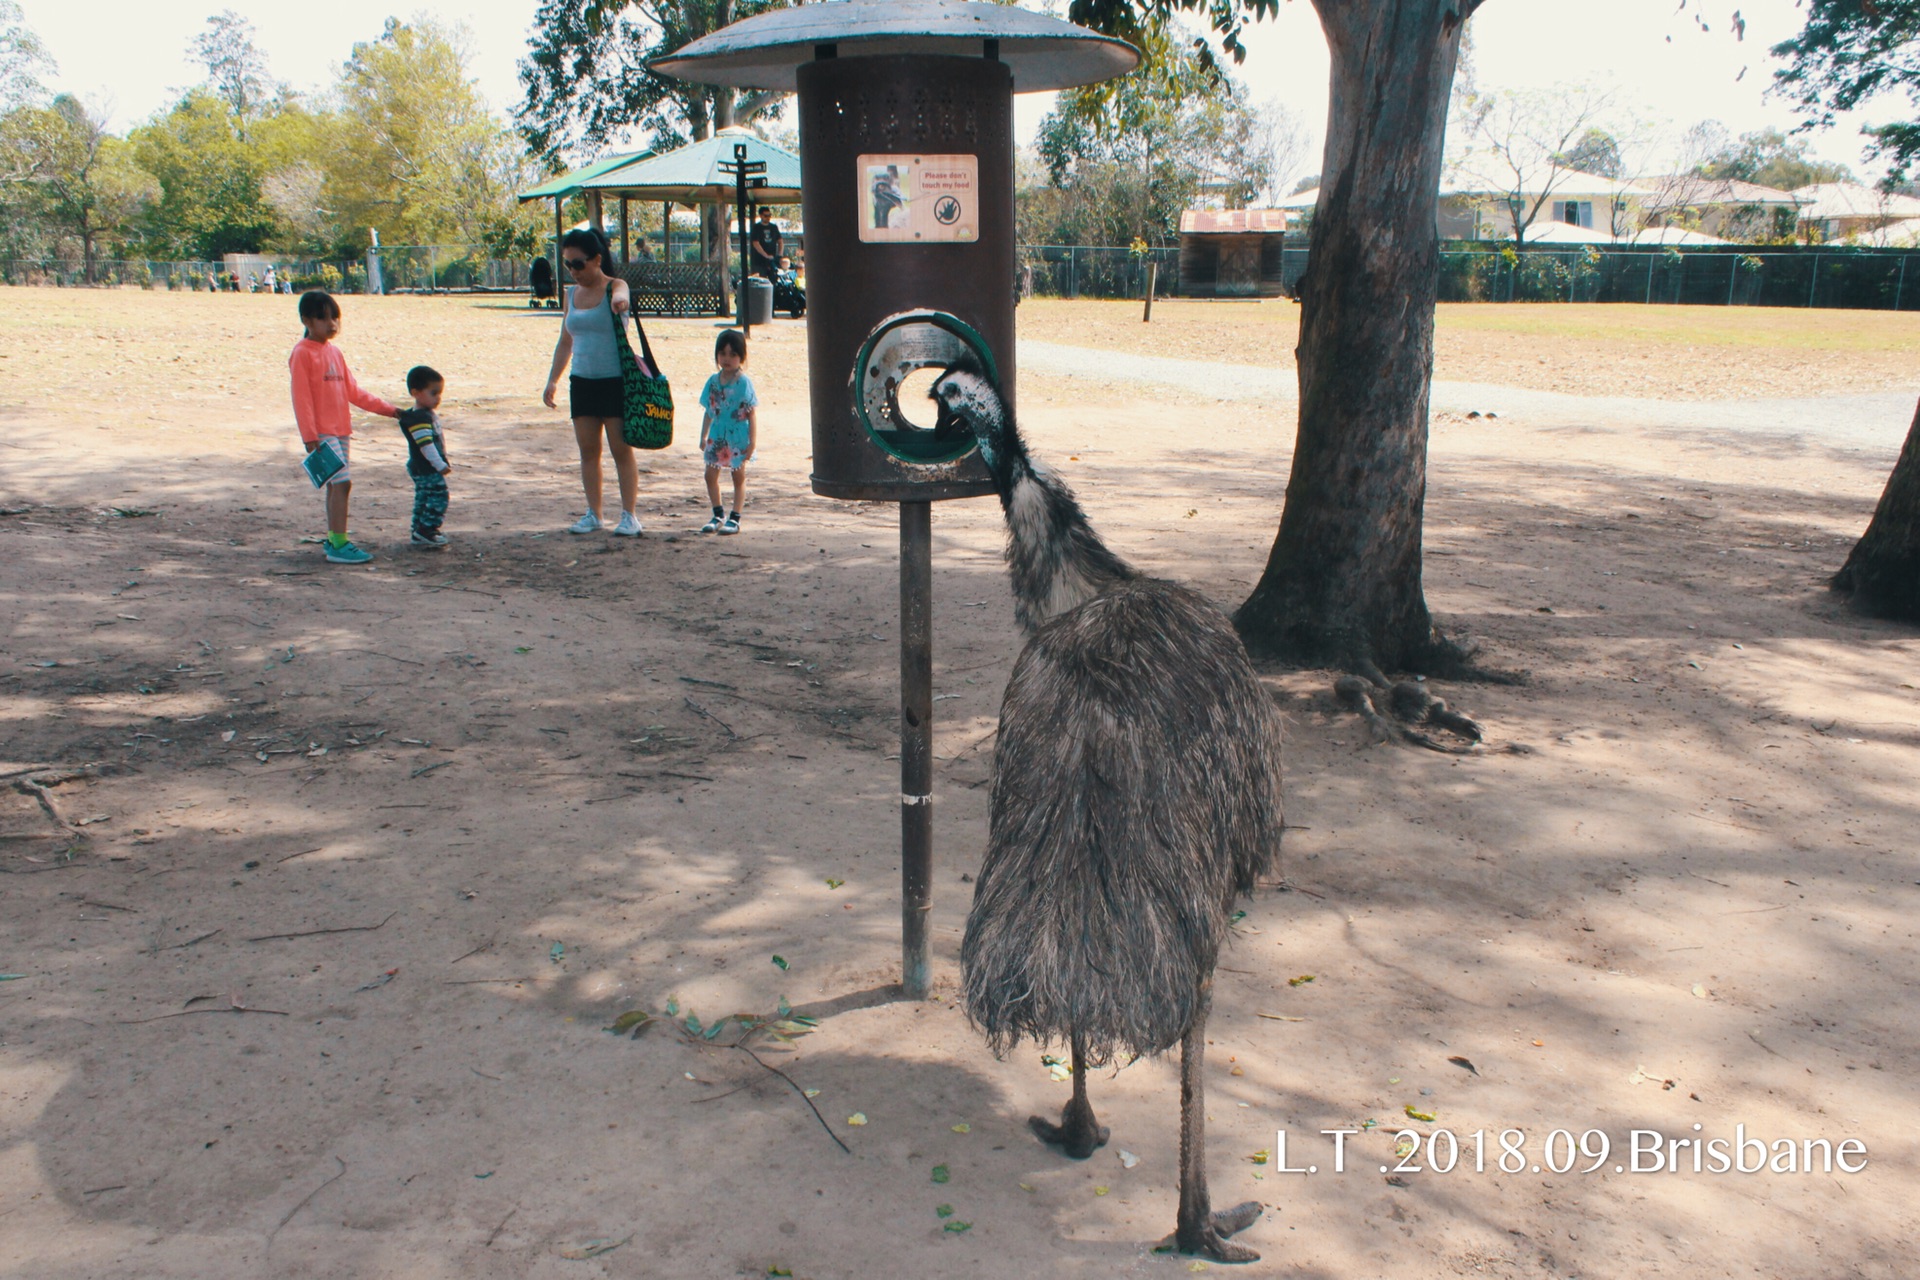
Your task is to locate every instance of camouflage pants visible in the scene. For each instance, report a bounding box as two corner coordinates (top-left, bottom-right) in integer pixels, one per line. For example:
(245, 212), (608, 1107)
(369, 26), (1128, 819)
(412, 471), (448, 537)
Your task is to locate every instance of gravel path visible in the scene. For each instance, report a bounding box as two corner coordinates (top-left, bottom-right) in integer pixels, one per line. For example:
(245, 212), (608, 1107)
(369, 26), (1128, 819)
(1020, 338), (1918, 454)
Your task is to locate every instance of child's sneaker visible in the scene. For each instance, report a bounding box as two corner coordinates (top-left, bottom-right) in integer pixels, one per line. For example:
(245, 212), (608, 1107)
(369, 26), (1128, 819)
(700, 509), (724, 533)
(324, 540), (373, 564)
(719, 512), (741, 536)
(568, 511), (602, 534)
(611, 512), (644, 537)
(412, 531), (448, 547)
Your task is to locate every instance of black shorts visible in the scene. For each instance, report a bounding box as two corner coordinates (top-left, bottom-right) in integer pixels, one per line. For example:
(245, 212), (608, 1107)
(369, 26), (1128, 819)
(569, 375), (623, 420)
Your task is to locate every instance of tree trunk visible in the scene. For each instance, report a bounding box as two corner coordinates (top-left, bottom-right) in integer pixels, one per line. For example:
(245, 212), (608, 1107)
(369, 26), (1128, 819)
(1234, 0), (1480, 670)
(1832, 395), (1920, 622)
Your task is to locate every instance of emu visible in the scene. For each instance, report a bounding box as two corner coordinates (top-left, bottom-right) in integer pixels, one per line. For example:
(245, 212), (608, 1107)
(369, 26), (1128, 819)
(936, 368), (1284, 1263)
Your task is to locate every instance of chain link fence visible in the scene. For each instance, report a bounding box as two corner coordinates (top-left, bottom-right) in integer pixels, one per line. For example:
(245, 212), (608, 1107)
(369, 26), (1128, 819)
(15, 242), (1920, 312)
(1438, 245), (1920, 310)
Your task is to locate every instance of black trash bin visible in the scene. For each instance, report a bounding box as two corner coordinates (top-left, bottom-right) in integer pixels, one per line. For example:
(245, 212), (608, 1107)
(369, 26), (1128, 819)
(744, 276), (774, 325)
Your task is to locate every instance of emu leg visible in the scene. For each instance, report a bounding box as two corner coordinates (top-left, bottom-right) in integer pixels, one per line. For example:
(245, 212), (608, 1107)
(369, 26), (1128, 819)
(1171, 985), (1261, 1262)
(1029, 1030), (1109, 1159)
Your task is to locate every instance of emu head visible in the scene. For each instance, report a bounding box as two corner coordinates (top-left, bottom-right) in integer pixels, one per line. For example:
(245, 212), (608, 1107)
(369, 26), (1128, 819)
(930, 362), (1013, 471)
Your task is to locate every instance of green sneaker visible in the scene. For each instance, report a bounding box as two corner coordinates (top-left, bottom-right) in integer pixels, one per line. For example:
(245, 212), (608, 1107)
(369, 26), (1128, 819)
(324, 540), (373, 565)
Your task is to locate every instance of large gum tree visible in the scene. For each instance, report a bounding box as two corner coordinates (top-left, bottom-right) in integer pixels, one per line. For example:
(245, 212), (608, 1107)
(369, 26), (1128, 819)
(1072, 0), (1485, 670)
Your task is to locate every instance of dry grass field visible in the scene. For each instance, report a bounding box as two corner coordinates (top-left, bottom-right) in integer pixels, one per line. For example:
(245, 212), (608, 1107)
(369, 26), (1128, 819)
(1, 289), (1916, 1279)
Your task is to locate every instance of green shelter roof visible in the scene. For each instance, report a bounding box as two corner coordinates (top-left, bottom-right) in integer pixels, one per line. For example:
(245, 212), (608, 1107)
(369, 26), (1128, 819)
(517, 130), (803, 205)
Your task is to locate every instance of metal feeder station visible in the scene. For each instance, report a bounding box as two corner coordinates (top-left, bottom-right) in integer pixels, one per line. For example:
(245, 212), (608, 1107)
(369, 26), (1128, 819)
(657, 0), (1137, 998)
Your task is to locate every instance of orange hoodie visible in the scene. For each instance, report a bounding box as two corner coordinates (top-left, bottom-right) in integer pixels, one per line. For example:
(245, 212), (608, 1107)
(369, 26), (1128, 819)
(289, 337), (398, 443)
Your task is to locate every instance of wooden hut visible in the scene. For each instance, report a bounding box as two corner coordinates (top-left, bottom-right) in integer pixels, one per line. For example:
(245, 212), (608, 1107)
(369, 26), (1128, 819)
(1177, 209), (1293, 297)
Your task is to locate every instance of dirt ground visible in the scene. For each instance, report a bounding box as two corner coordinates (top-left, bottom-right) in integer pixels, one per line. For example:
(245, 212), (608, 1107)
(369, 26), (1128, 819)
(1, 290), (1916, 1279)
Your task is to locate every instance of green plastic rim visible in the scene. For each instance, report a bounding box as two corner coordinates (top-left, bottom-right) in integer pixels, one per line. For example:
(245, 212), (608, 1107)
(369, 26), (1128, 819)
(851, 310), (1001, 465)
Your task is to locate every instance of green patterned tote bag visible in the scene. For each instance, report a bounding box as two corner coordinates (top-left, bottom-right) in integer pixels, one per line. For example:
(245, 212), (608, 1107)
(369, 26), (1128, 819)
(610, 291), (672, 450)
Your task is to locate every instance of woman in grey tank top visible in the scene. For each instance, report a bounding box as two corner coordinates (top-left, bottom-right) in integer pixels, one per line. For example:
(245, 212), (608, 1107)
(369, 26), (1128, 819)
(542, 228), (652, 537)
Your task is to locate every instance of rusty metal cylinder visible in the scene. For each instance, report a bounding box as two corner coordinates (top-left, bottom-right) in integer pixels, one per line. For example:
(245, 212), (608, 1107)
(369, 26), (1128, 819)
(798, 53), (1011, 502)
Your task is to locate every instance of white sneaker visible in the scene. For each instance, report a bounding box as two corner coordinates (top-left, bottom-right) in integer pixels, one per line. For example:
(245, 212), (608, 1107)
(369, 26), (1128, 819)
(568, 511), (602, 534)
(611, 511), (644, 537)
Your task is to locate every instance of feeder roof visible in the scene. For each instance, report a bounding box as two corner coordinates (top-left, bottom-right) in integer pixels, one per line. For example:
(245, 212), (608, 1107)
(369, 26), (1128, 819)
(652, 0), (1139, 93)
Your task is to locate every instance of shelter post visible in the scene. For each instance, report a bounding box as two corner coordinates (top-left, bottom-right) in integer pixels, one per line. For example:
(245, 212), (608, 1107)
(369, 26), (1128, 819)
(620, 196), (630, 262)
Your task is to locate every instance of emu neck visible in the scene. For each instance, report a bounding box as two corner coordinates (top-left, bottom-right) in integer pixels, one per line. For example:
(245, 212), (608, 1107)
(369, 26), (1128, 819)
(997, 456), (1136, 635)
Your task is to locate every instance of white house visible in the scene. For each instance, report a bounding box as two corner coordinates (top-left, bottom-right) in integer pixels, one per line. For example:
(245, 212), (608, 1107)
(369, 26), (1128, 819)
(1793, 182), (1920, 243)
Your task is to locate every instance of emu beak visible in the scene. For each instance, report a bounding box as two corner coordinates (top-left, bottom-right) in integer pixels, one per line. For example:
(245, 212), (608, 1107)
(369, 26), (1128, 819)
(930, 374), (973, 444)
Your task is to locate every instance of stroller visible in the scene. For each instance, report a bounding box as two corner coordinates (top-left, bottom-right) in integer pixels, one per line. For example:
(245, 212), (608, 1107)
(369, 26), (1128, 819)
(529, 256), (558, 309)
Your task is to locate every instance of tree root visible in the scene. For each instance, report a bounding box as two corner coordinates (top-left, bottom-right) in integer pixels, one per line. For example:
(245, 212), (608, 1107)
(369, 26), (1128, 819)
(1334, 672), (1487, 754)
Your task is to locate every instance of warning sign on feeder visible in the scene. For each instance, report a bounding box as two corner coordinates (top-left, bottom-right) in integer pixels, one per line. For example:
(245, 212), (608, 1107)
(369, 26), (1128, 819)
(858, 155), (978, 244)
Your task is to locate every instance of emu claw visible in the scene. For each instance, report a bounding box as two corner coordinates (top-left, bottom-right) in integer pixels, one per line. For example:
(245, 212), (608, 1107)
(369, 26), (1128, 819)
(1162, 1202), (1263, 1263)
(1028, 1110), (1109, 1160)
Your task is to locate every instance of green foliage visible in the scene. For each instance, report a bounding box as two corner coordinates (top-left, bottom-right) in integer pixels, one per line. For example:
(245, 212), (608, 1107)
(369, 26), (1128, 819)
(1699, 127), (1853, 191)
(1, 95), (156, 271)
(1022, 31), (1278, 247)
(130, 90), (279, 258)
(328, 18), (534, 250)
(188, 10), (279, 140)
(1067, 0), (1279, 76)
(1773, 0), (1920, 182)
(516, 0), (788, 168)
(1, 0), (56, 112)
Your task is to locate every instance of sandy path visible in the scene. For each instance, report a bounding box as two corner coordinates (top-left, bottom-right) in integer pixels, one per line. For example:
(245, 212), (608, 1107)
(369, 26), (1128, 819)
(0, 292), (1916, 1279)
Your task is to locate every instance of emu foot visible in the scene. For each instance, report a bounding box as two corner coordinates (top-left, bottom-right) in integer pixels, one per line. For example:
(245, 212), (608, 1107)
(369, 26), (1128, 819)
(1160, 1202), (1263, 1263)
(1028, 1101), (1109, 1160)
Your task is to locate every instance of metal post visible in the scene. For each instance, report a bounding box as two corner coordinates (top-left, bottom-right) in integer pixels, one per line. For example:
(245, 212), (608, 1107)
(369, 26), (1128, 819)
(1897, 254), (1909, 311)
(1645, 252), (1653, 305)
(1727, 252), (1738, 307)
(1808, 252), (1821, 308)
(899, 500), (934, 1000)
(554, 197), (566, 314)
(620, 196), (630, 264)
(1142, 261), (1157, 322)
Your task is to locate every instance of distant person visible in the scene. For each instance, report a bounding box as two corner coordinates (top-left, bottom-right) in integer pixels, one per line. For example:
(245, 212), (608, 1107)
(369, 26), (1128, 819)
(205, 269), (218, 293)
(289, 290), (400, 565)
(397, 365), (452, 548)
(541, 227), (649, 537)
(263, 263), (278, 293)
(697, 329), (757, 535)
(750, 206), (782, 283)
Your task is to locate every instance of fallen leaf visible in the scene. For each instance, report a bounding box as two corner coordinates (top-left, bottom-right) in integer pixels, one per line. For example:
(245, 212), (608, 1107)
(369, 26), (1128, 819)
(1404, 1105), (1436, 1123)
(825, 877), (844, 889)
(1287, 974), (1316, 987)
(1532, 1039), (1544, 1047)
(772, 955), (790, 971)
(1094, 1185), (1110, 1195)
(1256, 1013), (1305, 1022)
(608, 1011), (653, 1034)
(354, 968), (398, 992)
(1247, 1149), (1269, 1165)
(1691, 983), (1709, 999)
(558, 1235), (631, 1260)
(803, 1088), (820, 1099)
(1447, 1055), (1478, 1075)
(1018, 1182), (1035, 1192)
(847, 1113), (867, 1126)
(942, 1221), (972, 1233)
(935, 1203), (954, 1218)
(951, 1122), (971, 1134)
(1229, 1065), (1244, 1076)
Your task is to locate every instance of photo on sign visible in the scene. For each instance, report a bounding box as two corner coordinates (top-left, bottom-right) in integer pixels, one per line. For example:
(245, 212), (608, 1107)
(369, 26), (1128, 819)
(868, 163), (909, 231)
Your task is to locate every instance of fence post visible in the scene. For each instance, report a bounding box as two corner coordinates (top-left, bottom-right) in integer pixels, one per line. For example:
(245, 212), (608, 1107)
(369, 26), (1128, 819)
(1807, 253), (1820, 308)
(1898, 254), (1909, 311)
(1142, 261), (1157, 322)
(1645, 253), (1654, 305)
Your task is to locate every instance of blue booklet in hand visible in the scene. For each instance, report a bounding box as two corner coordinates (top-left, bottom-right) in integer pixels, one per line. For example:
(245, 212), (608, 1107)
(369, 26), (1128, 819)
(302, 441), (346, 488)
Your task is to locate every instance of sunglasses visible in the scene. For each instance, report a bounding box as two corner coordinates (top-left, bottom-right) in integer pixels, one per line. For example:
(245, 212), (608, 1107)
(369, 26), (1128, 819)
(563, 257), (591, 271)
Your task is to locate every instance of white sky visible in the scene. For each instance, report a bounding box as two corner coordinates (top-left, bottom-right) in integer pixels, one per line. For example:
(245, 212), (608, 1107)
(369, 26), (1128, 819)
(22, 0), (1898, 181)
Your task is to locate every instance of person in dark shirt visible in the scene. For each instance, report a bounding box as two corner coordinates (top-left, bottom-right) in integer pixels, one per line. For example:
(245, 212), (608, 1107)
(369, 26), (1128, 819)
(749, 207), (783, 284)
(397, 365), (452, 547)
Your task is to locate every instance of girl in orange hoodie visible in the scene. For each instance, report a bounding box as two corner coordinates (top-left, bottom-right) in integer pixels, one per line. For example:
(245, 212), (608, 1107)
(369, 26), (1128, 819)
(289, 290), (399, 564)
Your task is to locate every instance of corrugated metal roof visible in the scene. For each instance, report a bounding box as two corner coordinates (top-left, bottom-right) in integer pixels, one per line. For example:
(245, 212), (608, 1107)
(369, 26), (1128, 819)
(517, 131), (803, 204)
(1178, 209), (1292, 235)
